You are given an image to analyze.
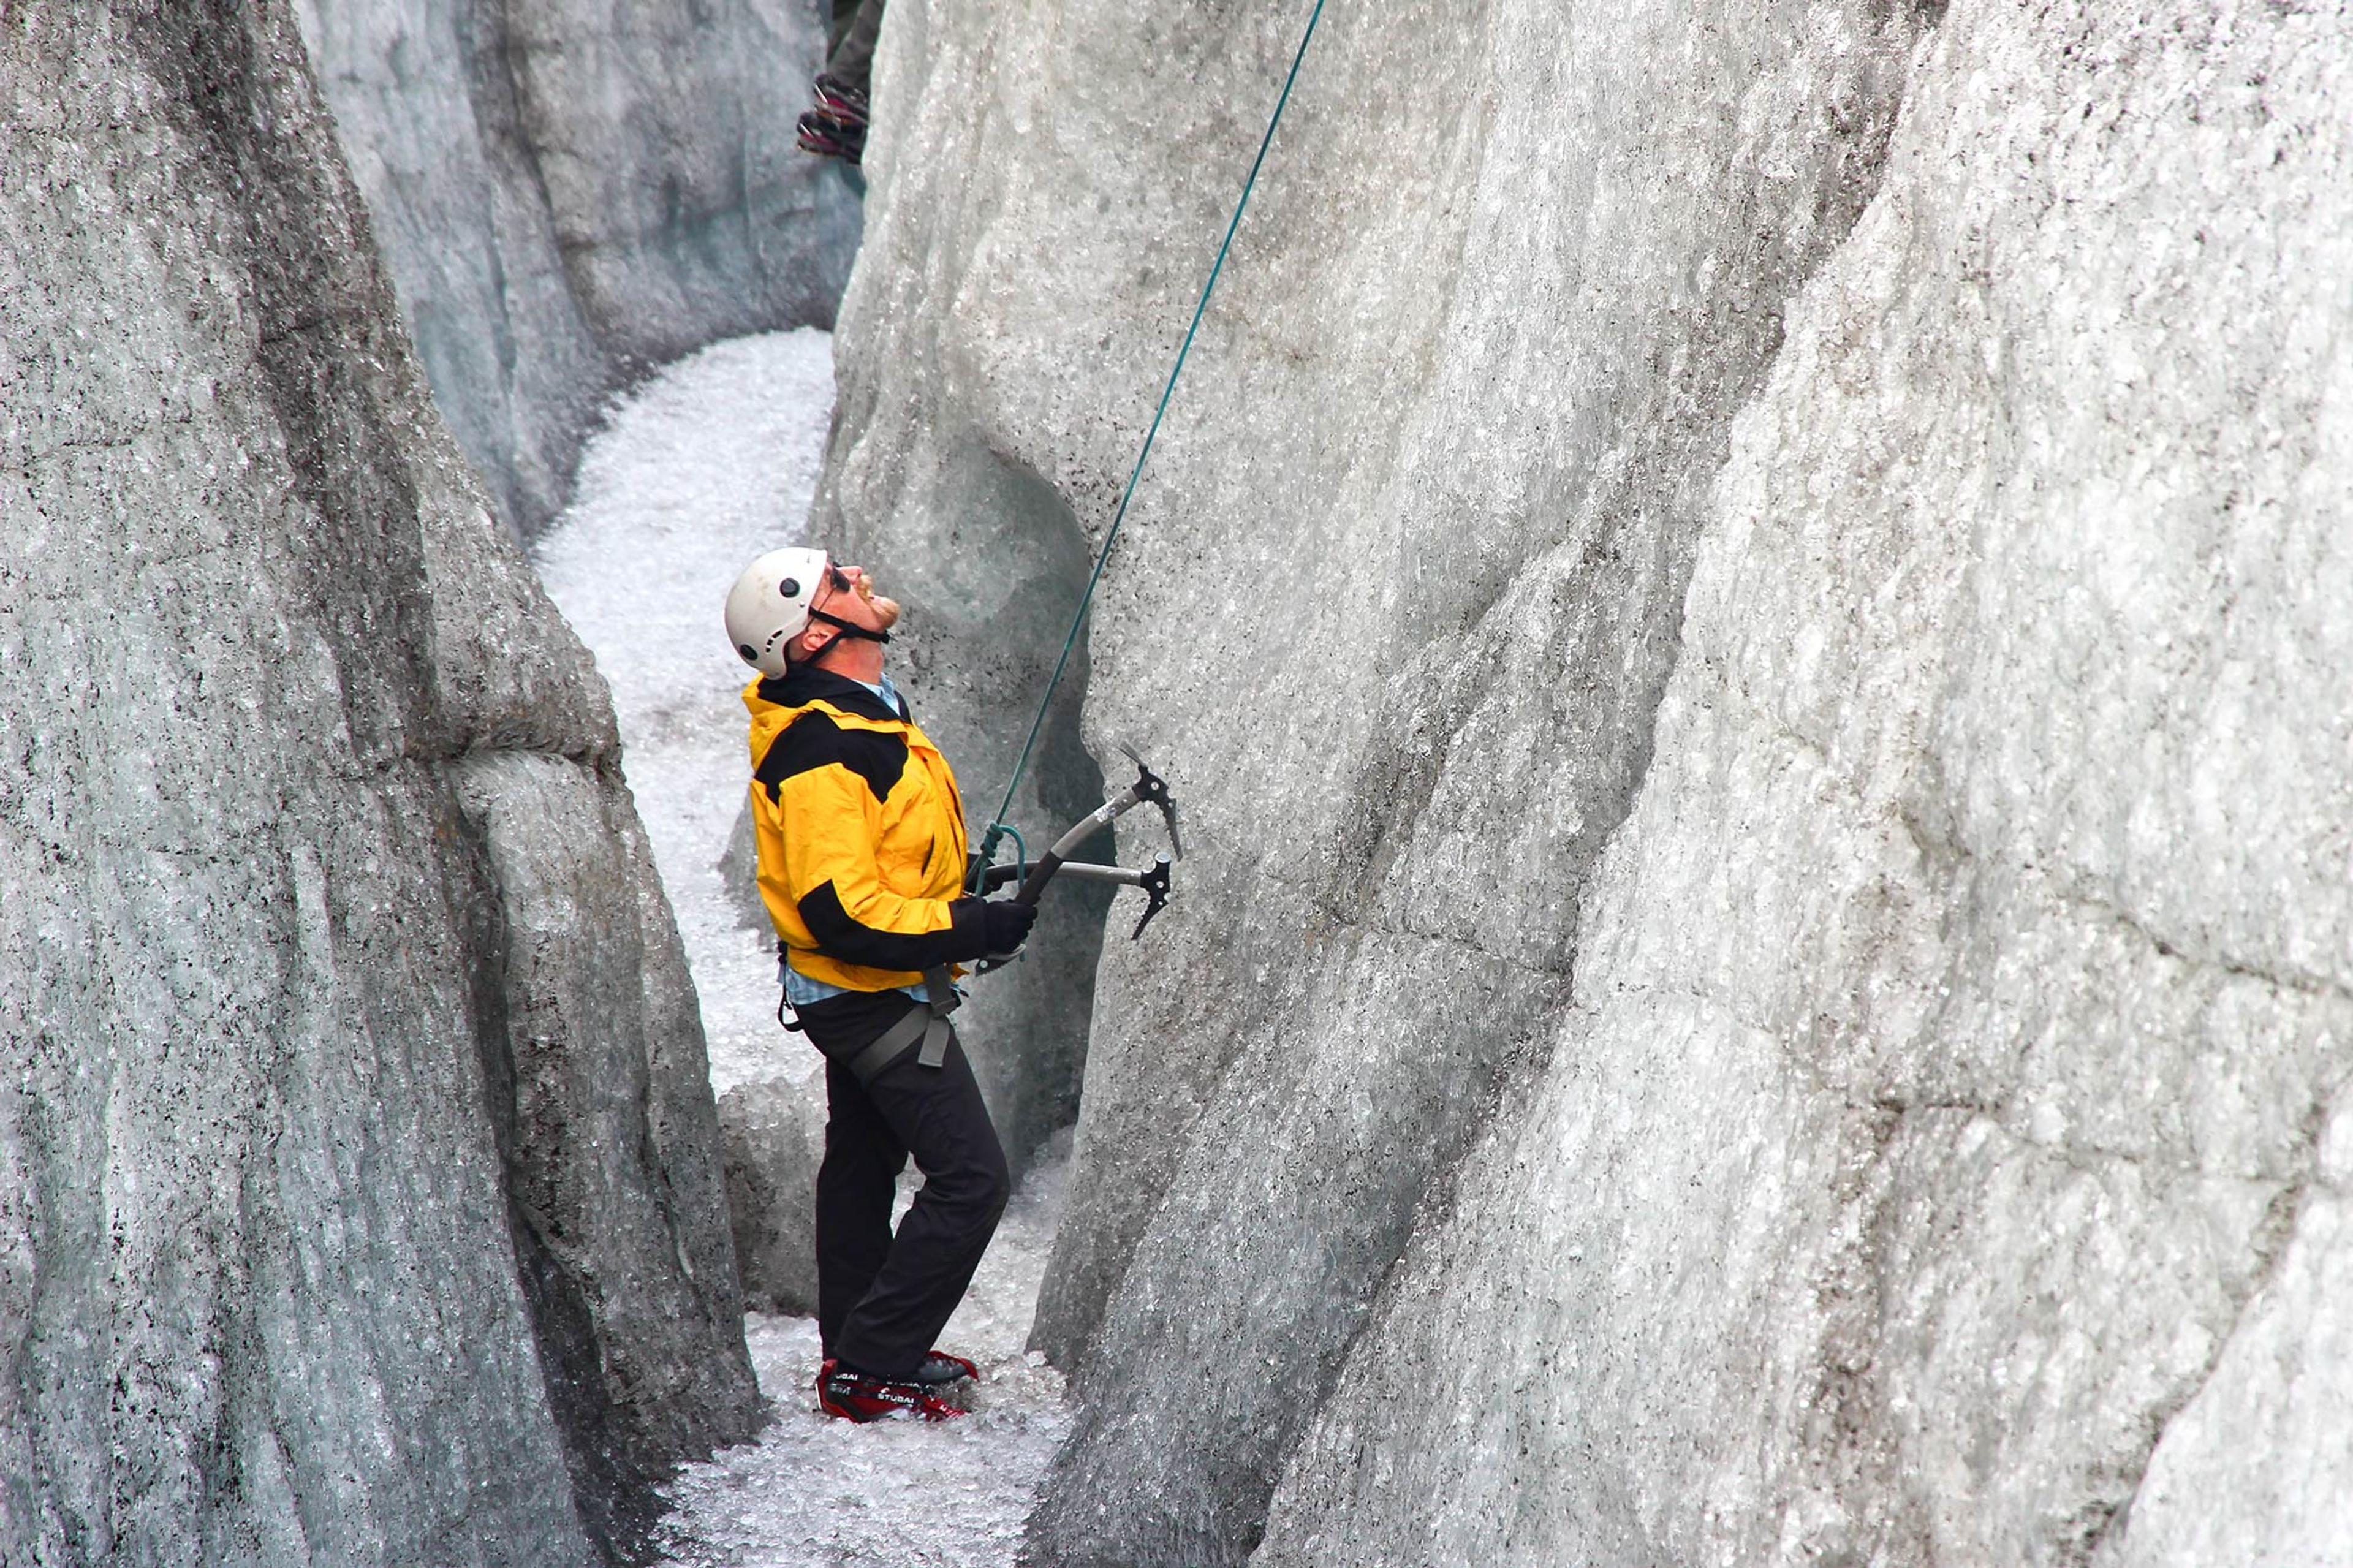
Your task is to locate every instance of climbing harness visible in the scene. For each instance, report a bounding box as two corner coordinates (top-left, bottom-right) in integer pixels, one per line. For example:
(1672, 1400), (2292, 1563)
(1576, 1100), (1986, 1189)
(964, 0), (1329, 947)
(845, 966), (963, 1082)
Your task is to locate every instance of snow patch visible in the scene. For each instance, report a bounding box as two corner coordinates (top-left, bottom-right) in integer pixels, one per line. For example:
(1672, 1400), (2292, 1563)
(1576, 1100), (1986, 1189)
(534, 327), (835, 1099)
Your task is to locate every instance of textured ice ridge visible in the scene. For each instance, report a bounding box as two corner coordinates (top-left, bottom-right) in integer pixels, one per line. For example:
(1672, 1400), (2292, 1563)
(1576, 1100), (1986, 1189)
(2, 7), (756, 1564)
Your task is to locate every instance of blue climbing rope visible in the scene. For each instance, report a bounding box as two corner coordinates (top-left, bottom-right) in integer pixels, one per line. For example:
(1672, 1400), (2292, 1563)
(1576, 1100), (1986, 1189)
(971, 0), (1330, 884)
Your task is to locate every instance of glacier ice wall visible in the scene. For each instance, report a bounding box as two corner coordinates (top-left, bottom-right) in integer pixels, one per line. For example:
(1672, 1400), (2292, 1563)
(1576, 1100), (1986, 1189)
(1257, 7), (2353, 1564)
(816, 0), (2353, 1563)
(0, 6), (757, 1563)
(295, 0), (861, 536)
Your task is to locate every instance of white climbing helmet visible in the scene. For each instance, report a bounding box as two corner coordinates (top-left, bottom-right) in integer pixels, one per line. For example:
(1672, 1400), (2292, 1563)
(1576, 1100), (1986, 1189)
(724, 547), (832, 677)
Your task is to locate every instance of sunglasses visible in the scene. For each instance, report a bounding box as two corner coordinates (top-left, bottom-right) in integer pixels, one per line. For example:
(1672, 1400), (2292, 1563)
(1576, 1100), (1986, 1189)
(779, 563), (855, 601)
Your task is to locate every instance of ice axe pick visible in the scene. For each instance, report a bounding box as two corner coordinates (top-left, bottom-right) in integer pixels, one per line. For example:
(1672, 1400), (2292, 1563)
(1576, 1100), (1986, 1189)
(977, 746), (1182, 966)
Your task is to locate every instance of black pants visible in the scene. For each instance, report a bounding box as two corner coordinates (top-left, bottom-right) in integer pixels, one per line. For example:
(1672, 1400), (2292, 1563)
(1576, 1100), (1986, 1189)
(798, 990), (1010, 1379)
(825, 0), (885, 97)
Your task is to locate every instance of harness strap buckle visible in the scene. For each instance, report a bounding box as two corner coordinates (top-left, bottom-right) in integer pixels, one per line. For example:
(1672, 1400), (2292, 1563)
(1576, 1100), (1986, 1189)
(844, 966), (962, 1083)
(775, 942), (806, 1032)
(917, 964), (957, 1068)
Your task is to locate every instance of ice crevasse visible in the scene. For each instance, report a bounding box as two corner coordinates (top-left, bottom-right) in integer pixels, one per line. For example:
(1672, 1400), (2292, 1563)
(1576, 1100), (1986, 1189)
(4, 0), (2351, 1566)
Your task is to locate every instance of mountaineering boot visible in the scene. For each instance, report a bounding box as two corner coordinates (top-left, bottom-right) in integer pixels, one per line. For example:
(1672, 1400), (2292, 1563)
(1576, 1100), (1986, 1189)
(816, 1358), (966, 1422)
(911, 1350), (979, 1387)
(797, 72), (868, 164)
(795, 108), (865, 165)
(811, 72), (869, 129)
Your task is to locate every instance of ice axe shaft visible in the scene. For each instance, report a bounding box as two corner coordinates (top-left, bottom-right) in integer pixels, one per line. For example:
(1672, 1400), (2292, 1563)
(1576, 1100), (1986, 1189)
(981, 854), (1173, 941)
(982, 859), (1156, 892)
(1012, 747), (1180, 906)
(973, 749), (1180, 972)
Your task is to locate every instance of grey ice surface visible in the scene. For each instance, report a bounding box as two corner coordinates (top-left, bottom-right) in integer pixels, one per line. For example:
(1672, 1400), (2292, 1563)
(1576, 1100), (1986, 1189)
(0, 7), (754, 1564)
(813, 0), (2353, 1564)
(295, 0), (863, 536)
(718, 803), (773, 938)
(1257, 7), (2353, 1565)
(526, 326), (847, 1330)
(718, 1076), (825, 1317)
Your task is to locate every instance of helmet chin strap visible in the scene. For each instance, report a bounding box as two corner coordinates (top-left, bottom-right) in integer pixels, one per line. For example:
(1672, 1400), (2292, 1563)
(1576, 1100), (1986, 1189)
(795, 607), (892, 667)
(810, 608), (892, 643)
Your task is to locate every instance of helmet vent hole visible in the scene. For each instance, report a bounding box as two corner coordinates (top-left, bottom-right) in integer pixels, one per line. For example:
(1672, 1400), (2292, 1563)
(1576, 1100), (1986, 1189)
(737, 644), (759, 663)
(779, 578), (800, 598)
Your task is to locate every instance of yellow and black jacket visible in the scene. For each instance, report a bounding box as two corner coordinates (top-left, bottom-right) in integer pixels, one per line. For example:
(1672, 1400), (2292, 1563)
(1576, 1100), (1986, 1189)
(745, 665), (986, 991)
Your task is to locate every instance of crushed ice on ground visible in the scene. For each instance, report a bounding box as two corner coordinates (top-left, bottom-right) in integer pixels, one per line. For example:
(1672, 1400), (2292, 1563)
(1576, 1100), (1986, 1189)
(653, 1159), (1073, 1568)
(534, 328), (1074, 1567)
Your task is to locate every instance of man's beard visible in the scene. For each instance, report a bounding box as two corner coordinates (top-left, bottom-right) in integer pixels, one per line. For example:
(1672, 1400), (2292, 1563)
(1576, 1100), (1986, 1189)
(867, 592), (903, 629)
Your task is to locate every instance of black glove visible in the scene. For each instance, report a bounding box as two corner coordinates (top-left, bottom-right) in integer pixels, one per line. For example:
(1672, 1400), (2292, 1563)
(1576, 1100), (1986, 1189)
(981, 898), (1038, 954)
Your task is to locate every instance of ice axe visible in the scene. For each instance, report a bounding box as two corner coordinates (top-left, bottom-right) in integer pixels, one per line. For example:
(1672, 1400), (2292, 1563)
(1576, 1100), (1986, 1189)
(975, 745), (1182, 969)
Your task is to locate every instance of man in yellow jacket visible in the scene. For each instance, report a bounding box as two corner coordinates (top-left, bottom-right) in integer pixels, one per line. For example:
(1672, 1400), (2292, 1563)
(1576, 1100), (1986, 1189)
(724, 547), (1036, 1422)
